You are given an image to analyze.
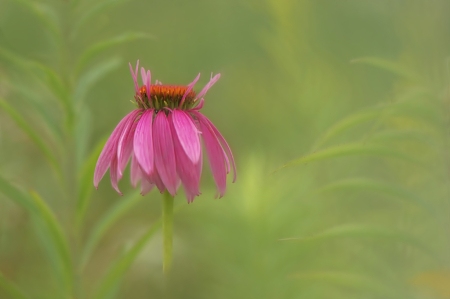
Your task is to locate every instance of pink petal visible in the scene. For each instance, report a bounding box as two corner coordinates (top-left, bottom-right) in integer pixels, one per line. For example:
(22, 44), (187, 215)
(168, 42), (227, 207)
(148, 167), (166, 193)
(197, 115), (227, 197)
(133, 109), (155, 175)
(129, 60), (139, 94)
(172, 110), (201, 163)
(140, 67), (147, 85)
(110, 155), (122, 195)
(117, 110), (140, 178)
(190, 98), (204, 111)
(196, 73), (220, 99)
(140, 173), (155, 195)
(179, 73), (200, 107)
(153, 111), (178, 196)
(130, 152), (141, 188)
(169, 113), (201, 203)
(94, 110), (140, 188)
(197, 112), (236, 183)
(192, 112), (229, 174)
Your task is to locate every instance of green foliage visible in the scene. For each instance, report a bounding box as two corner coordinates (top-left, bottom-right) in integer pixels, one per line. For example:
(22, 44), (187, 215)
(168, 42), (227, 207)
(0, 0), (449, 298)
(76, 33), (151, 74)
(275, 142), (421, 173)
(29, 191), (74, 295)
(0, 271), (29, 299)
(80, 190), (143, 269)
(0, 98), (62, 179)
(92, 218), (162, 299)
(351, 57), (421, 81)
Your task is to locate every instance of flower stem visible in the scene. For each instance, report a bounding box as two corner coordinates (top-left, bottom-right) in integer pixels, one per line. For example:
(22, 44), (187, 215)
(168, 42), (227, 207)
(162, 190), (174, 275)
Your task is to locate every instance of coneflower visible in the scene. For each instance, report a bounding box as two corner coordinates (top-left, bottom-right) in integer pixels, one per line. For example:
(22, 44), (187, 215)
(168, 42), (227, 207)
(93, 60), (236, 273)
(94, 60), (236, 202)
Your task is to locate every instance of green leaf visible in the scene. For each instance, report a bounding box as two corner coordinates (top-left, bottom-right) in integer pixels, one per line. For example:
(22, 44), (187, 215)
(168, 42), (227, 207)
(73, 57), (122, 104)
(80, 190), (143, 270)
(92, 218), (162, 299)
(0, 177), (71, 295)
(316, 178), (434, 213)
(281, 224), (436, 258)
(75, 33), (152, 73)
(75, 136), (108, 230)
(1, 79), (65, 148)
(29, 191), (73, 295)
(311, 107), (383, 151)
(0, 271), (30, 299)
(0, 98), (62, 179)
(274, 143), (421, 173)
(0, 176), (36, 215)
(71, 0), (130, 40)
(91, 205), (182, 299)
(6, 0), (61, 42)
(351, 57), (420, 81)
(0, 47), (71, 117)
(368, 129), (438, 149)
(75, 105), (92, 171)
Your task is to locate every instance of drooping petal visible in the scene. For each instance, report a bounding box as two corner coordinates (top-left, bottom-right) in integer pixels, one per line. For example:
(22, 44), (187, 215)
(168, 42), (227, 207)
(172, 110), (201, 163)
(169, 113), (201, 203)
(192, 111), (229, 173)
(190, 98), (204, 111)
(110, 155), (122, 195)
(179, 73), (200, 107)
(140, 67), (147, 85)
(148, 167), (166, 193)
(94, 110), (140, 188)
(195, 112), (236, 182)
(196, 73), (220, 99)
(130, 152), (141, 188)
(197, 115), (227, 198)
(129, 60), (139, 94)
(140, 173), (155, 195)
(133, 109), (155, 175)
(117, 110), (141, 178)
(153, 111), (178, 196)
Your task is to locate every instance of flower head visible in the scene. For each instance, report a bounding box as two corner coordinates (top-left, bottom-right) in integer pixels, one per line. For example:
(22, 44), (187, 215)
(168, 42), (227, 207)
(94, 60), (236, 202)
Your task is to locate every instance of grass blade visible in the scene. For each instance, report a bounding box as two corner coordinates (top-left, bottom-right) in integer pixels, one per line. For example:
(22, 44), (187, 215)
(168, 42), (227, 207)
(281, 224), (436, 258)
(351, 57), (420, 81)
(0, 98), (62, 178)
(80, 190), (143, 270)
(274, 143), (420, 173)
(29, 191), (73, 295)
(0, 177), (72, 295)
(2, 79), (65, 147)
(317, 178), (434, 213)
(0, 176), (36, 214)
(73, 57), (122, 104)
(75, 33), (151, 73)
(92, 218), (162, 299)
(71, 0), (129, 40)
(75, 136), (108, 230)
(311, 107), (383, 151)
(6, 0), (61, 42)
(0, 271), (30, 299)
(0, 47), (71, 117)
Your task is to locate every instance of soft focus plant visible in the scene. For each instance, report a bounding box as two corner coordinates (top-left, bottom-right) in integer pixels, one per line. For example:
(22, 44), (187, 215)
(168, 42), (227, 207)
(0, 0), (449, 299)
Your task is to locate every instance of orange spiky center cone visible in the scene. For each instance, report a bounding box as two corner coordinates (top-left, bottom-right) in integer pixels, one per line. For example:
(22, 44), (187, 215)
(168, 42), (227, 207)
(136, 85), (197, 110)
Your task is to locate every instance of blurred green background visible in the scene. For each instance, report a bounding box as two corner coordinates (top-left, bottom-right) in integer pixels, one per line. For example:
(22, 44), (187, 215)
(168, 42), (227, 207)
(0, 0), (449, 298)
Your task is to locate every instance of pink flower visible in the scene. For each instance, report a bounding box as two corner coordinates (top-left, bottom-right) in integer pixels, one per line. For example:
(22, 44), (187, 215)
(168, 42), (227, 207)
(94, 60), (236, 202)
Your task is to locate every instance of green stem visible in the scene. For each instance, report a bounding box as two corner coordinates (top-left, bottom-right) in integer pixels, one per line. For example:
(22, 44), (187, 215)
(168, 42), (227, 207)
(162, 190), (174, 275)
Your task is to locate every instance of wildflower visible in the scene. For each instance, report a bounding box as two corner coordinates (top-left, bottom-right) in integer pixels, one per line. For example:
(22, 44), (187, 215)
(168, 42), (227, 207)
(94, 60), (236, 202)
